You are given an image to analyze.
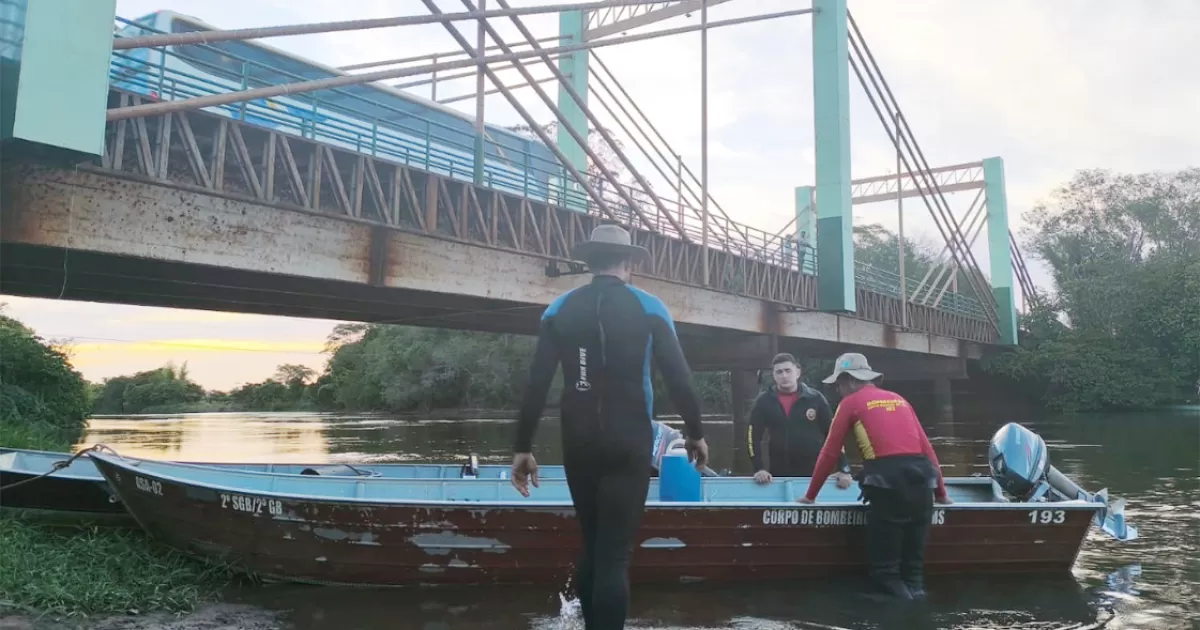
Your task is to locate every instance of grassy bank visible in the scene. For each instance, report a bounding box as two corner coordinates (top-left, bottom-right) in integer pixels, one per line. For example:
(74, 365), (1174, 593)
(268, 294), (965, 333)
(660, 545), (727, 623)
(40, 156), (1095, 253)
(0, 424), (246, 619)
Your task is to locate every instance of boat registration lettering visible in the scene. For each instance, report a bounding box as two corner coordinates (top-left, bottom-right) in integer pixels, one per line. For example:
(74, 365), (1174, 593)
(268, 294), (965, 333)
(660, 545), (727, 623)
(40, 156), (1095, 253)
(135, 476), (163, 496)
(220, 493), (283, 516)
(762, 508), (947, 526)
(761, 508), (866, 526)
(1028, 509), (1065, 524)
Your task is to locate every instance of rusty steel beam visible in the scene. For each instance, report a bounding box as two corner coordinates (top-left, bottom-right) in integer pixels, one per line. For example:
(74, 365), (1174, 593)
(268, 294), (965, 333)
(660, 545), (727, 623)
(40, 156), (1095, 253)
(849, 161), (985, 205)
(487, 0), (690, 240)
(84, 89), (996, 343)
(422, 0), (656, 232)
(107, 7), (813, 122)
(113, 1), (671, 50)
(768, 161), (986, 238)
(585, 0), (738, 41)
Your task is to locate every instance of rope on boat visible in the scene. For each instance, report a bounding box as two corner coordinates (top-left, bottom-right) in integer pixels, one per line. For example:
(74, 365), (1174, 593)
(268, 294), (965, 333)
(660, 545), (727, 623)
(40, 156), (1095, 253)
(0, 444), (119, 492)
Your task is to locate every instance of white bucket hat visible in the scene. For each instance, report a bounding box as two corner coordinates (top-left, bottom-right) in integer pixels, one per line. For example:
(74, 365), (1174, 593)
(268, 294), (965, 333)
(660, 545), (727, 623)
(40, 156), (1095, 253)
(570, 224), (650, 264)
(822, 352), (884, 384)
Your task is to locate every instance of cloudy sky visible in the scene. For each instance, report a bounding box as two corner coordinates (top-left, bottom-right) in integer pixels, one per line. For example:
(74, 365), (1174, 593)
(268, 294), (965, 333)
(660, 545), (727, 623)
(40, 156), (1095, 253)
(5, 0), (1199, 389)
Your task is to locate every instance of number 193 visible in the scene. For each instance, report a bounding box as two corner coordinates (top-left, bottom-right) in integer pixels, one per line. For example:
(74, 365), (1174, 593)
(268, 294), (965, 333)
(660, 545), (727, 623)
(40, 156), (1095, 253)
(1028, 509), (1065, 524)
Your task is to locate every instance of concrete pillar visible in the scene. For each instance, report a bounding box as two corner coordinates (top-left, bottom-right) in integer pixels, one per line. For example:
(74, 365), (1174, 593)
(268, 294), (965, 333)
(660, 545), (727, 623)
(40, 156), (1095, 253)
(730, 369), (758, 475)
(556, 10), (589, 212)
(795, 185), (817, 274)
(812, 0), (855, 313)
(932, 377), (954, 423)
(1, 0), (116, 161)
(983, 157), (1018, 345)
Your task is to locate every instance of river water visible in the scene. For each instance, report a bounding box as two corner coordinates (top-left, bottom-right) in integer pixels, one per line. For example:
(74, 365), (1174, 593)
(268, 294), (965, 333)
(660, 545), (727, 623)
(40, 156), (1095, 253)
(77, 409), (1199, 630)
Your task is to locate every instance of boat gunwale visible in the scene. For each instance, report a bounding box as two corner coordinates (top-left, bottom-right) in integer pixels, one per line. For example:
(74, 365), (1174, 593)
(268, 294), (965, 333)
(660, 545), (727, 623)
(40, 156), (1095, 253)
(0, 447), (532, 481)
(0, 447), (107, 481)
(90, 452), (1107, 513)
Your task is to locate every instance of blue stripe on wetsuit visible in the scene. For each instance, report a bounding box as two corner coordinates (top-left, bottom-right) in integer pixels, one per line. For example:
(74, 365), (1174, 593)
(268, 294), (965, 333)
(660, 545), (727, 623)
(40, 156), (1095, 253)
(625, 285), (676, 423)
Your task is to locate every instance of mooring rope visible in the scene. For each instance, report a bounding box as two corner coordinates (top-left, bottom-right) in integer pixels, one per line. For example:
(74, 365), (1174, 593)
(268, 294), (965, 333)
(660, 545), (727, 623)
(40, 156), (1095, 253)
(0, 444), (120, 492)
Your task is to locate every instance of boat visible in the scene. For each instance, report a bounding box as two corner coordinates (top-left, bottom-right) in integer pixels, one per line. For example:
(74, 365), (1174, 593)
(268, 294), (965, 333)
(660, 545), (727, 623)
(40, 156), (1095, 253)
(0, 420), (712, 516)
(0, 447), (558, 516)
(87, 423), (1138, 586)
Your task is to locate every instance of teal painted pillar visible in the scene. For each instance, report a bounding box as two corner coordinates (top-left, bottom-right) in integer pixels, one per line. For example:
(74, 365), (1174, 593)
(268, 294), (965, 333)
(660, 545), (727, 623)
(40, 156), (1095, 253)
(983, 157), (1018, 345)
(1, 0), (116, 161)
(0, 0), (28, 141)
(556, 10), (589, 212)
(794, 185), (817, 274)
(812, 0), (854, 312)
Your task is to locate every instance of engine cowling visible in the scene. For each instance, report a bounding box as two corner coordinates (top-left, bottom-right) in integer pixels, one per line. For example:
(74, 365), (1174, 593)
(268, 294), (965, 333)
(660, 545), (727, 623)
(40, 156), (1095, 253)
(988, 422), (1050, 500)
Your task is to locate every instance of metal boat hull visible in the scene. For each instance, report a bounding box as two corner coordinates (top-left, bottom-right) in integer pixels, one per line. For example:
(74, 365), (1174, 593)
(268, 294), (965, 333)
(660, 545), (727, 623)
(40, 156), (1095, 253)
(90, 452), (1101, 586)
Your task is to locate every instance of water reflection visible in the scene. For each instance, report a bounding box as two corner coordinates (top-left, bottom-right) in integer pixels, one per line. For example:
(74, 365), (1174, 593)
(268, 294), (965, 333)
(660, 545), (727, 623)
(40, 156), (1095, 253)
(77, 409), (1199, 629)
(237, 574), (1102, 630)
(79, 412), (331, 463)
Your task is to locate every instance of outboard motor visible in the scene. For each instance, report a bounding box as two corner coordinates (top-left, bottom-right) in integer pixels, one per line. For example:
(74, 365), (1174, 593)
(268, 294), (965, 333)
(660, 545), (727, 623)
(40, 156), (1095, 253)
(988, 422), (1050, 500)
(988, 422), (1138, 541)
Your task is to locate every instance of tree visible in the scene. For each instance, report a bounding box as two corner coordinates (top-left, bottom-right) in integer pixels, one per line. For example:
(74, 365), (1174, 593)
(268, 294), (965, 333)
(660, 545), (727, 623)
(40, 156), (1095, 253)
(506, 121), (629, 186)
(92, 363), (205, 414)
(0, 309), (92, 443)
(985, 168), (1200, 410)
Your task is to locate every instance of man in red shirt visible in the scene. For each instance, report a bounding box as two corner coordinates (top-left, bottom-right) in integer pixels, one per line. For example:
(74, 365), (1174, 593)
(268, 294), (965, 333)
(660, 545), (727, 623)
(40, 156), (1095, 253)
(799, 353), (952, 601)
(748, 353), (852, 487)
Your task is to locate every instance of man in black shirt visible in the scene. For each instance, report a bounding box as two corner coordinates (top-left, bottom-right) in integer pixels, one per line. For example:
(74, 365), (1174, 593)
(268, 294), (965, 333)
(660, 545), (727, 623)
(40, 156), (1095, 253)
(511, 224), (709, 630)
(749, 353), (852, 488)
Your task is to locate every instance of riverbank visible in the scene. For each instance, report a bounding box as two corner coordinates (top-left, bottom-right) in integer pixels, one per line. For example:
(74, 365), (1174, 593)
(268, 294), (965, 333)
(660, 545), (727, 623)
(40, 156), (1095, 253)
(0, 424), (248, 624)
(0, 603), (285, 630)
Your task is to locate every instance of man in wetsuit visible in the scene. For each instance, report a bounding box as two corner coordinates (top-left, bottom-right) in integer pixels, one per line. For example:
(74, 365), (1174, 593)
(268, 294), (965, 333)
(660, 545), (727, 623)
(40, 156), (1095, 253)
(799, 353), (952, 601)
(748, 353), (853, 488)
(510, 224), (709, 630)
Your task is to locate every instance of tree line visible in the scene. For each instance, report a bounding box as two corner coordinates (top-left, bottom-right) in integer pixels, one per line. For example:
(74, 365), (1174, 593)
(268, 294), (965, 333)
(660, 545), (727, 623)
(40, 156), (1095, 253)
(984, 168), (1199, 411)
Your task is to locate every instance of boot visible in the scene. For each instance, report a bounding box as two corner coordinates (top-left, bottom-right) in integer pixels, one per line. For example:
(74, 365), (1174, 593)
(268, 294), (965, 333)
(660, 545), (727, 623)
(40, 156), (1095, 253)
(903, 577), (926, 601)
(871, 576), (913, 601)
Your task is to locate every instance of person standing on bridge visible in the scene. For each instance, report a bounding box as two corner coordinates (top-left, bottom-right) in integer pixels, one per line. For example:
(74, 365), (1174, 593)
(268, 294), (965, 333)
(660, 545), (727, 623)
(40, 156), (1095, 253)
(799, 353), (952, 601)
(748, 352), (853, 489)
(510, 223), (709, 630)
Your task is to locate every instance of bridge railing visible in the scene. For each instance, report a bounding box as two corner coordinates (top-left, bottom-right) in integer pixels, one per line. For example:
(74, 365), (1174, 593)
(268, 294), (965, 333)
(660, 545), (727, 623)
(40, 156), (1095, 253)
(107, 16), (990, 323)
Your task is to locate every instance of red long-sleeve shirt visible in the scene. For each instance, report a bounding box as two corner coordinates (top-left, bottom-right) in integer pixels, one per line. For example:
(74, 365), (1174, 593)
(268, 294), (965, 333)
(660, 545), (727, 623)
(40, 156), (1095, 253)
(805, 384), (947, 501)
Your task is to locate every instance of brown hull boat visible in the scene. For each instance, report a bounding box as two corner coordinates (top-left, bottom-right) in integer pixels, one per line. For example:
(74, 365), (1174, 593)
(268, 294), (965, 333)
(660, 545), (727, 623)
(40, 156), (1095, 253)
(90, 451), (1104, 586)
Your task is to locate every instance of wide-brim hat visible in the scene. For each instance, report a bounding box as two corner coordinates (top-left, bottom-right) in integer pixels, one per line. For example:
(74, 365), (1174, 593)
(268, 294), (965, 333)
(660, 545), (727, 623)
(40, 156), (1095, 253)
(570, 224), (650, 264)
(822, 352), (883, 384)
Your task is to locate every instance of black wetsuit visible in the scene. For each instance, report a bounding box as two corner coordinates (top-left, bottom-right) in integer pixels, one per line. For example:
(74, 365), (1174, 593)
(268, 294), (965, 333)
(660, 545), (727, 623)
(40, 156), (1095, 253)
(514, 274), (704, 630)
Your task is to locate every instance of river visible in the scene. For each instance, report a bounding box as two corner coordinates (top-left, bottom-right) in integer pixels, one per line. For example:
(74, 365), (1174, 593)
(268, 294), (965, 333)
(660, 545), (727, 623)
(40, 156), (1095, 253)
(77, 409), (1199, 630)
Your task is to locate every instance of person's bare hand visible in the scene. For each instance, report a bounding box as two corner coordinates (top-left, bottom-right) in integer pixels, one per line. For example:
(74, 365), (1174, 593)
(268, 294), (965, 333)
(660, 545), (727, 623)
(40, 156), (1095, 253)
(685, 437), (709, 470)
(511, 453), (538, 497)
(796, 496), (814, 504)
(833, 472), (852, 490)
(935, 494), (953, 505)
(753, 470), (773, 485)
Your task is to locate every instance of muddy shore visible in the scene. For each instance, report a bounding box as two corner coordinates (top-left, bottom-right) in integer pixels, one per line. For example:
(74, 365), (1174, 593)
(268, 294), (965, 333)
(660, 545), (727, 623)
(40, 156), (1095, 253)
(0, 604), (286, 630)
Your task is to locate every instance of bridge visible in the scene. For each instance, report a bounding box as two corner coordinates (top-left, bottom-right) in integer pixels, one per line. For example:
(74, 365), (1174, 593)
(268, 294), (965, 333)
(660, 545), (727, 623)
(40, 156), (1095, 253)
(0, 1), (1039, 450)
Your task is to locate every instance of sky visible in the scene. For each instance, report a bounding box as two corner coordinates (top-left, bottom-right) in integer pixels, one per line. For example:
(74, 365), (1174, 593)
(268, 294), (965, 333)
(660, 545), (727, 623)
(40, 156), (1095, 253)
(5, 0), (1200, 390)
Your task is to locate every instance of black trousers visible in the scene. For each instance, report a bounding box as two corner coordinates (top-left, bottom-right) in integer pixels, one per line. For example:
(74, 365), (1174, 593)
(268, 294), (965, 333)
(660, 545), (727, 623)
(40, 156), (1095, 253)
(862, 484), (934, 596)
(563, 450), (651, 630)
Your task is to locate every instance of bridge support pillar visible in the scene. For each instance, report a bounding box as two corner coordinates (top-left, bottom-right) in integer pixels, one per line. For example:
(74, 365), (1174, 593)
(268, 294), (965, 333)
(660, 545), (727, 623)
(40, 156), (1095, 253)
(556, 9), (589, 212)
(983, 157), (1018, 345)
(730, 369), (758, 475)
(811, 0), (855, 312)
(0, 0), (116, 162)
(932, 377), (953, 423)
(795, 186), (817, 274)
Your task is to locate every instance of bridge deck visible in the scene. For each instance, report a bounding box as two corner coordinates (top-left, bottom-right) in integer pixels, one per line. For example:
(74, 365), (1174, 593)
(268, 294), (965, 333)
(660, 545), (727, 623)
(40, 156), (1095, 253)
(72, 89), (995, 344)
